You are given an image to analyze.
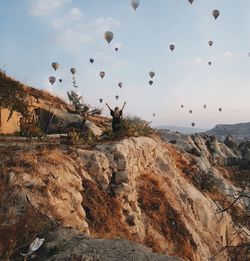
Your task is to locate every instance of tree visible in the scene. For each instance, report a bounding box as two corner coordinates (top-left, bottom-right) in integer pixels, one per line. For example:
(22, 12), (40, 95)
(67, 90), (90, 131)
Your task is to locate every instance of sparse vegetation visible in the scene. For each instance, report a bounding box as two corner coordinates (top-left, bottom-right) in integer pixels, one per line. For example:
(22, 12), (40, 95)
(180, 161), (216, 193)
(24, 86), (68, 109)
(0, 159), (55, 260)
(0, 71), (29, 121)
(211, 167), (250, 260)
(81, 179), (134, 240)
(212, 188), (250, 260)
(138, 173), (197, 258)
(19, 113), (45, 139)
(192, 171), (216, 192)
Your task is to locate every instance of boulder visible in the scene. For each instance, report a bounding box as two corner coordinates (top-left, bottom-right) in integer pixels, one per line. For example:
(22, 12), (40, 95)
(115, 171), (129, 185)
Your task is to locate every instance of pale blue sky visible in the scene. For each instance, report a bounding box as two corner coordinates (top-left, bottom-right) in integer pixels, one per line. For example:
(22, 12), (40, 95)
(1, 0), (250, 129)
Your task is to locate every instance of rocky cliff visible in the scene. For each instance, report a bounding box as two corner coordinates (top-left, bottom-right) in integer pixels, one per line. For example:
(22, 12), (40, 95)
(1, 132), (249, 260)
(0, 71), (110, 135)
(206, 122), (250, 142)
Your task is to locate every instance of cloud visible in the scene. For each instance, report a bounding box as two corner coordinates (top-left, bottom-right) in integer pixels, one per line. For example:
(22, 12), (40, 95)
(53, 16), (121, 50)
(30, 0), (121, 48)
(69, 7), (83, 20)
(93, 17), (121, 35)
(50, 6), (83, 29)
(223, 51), (233, 58)
(29, 0), (71, 16)
(50, 17), (65, 30)
(55, 29), (93, 47)
(94, 51), (128, 71)
(194, 58), (204, 64)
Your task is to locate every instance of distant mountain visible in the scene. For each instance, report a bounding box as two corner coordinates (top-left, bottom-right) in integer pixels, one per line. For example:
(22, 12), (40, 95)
(156, 125), (207, 134)
(206, 122), (250, 142)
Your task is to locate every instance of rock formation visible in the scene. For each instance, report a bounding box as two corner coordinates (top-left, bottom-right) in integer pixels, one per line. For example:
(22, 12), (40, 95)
(1, 132), (249, 260)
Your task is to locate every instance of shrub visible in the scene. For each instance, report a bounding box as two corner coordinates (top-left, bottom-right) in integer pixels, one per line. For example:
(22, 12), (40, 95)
(67, 127), (97, 146)
(192, 171), (216, 192)
(19, 114), (45, 139)
(89, 108), (102, 116)
(102, 116), (154, 140)
(122, 116), (154, 137)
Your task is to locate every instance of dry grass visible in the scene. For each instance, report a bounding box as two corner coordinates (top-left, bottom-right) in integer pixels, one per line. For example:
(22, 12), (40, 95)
(88, 114), (111, 130)
(0, 159), (54, 260)
(137, 173), (197, 260)
(0, 71), (67, 110)
(81, 179), (136, 241)
(24, 86), (67, 109)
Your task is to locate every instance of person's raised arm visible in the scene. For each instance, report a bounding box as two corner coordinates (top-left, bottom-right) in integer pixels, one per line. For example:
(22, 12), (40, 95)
(105, 103), (112, 111)
(121, 101), (126, 111)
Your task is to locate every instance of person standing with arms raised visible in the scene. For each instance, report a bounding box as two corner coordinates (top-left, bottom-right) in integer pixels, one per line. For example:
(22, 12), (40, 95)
(105, 102), (126, 133)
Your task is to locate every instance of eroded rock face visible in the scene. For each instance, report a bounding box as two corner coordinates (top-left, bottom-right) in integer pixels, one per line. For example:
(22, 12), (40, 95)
(224, 135), (241, 157)
(159, 131), (239, 166)
(1, 135), (249, 261)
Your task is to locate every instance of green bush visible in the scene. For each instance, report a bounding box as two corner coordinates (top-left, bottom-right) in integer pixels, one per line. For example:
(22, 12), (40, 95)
(122, 116), (154, 137)
(67, 127), (97, 146)
(102, 116), (154, 140)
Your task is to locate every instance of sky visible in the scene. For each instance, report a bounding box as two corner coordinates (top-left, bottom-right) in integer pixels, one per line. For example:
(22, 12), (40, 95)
(1, 0), (250, 129)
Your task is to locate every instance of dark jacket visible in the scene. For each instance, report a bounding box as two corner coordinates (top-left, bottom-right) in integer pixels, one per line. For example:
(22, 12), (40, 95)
(110, 110), (123, 132)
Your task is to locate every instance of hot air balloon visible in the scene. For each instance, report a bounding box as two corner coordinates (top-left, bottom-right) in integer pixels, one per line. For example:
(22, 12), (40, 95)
(188, 0), (194, 5)
(149, 71), (155, 79)
(70, 68), (76, 75)
(181, 105), (184, 108)
(208, 62), (212, 66)
(115, 47), (119, 52)
(191, 122), (195, 127)
(149, 80), (153, 86)
(131, 0), (140, 11)
(208, 41), (213, 47)
(203, 104), (207, 109)
(99, 98), (103, 103)
(212, 9), (220, 20)
(118, 82), (123, 88)
(169, 44), (175, 52)
(52, 62), (59, 71)
(90, 58), (94, 64)
(49, 76), (56, 85)
(115, 95), (119, 100)
(219, 107), (222, 112)
(153, 113), (156, 117)
(189, 110), (193, 114)
(104, 31), (114, 44)
(99, 71), (105, 79)
(59, 79), (62, 83)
